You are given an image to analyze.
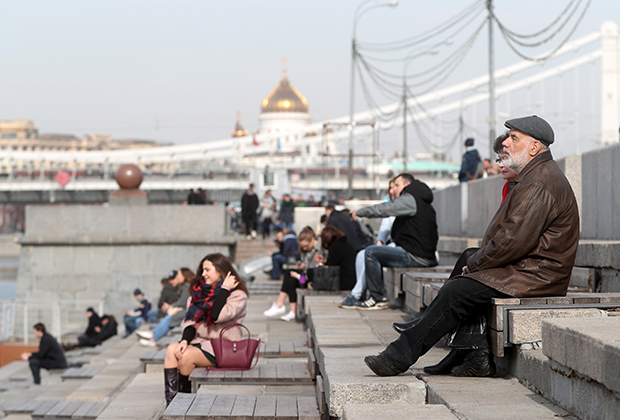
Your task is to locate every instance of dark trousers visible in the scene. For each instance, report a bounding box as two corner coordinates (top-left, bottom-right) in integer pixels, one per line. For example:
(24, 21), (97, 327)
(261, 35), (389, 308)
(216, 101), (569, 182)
(382, 276), (509, 372)
(243, 216), (257, 234)
(29, 358), (42, 384)
(262, 217), (272, 239)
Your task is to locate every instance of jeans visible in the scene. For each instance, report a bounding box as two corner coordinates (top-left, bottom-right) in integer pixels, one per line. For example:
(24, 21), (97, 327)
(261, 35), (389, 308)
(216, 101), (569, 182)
(124, 315), (143, 334)
(381, 277), (508, 372)
(351, 250), (367, 300)
(147, 308), (159, 323)
(364, 245), (427, 301)
(151, 315), (172, 341)
(270, 253), (287, 279)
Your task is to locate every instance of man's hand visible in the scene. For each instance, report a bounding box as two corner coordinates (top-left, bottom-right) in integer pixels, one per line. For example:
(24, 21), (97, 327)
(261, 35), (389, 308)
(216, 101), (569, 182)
(161, 302), (170, 312)
(94, 326), (101, 333)
(350, 209), (357, 220)
(21, 352), (31, 361)
(376, 240), (383, 246)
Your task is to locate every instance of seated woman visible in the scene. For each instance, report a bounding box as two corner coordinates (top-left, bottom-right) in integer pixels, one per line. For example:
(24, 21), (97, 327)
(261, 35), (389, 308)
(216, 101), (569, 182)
(263, 226), (323, 321)
(163, 254), (249, 406)
(267, 228), (300, 279)
(319, 225), (357, 291)
(137, 268), (194, 346)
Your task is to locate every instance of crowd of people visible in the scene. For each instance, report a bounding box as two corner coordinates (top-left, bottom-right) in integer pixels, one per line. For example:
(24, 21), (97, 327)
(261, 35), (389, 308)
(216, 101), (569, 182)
(22, 115), (579, 405)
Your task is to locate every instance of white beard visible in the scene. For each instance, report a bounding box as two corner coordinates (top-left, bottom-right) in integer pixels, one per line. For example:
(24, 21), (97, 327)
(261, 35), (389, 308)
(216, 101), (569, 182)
(504, 145), (530, 173)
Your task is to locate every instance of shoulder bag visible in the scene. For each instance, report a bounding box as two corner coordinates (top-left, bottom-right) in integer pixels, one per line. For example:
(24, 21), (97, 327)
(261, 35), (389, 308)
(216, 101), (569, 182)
(207, 323), (261, 370)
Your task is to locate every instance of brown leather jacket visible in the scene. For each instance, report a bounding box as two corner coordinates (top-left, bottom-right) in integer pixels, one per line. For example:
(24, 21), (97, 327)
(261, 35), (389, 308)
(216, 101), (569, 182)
(465, 150), (579, 298)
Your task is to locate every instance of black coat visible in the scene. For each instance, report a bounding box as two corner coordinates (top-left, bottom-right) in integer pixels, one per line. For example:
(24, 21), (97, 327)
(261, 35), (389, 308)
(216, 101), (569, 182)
(30, 333), (67, 369)
(327, 211), (364, 252)
(241, 192), (259, 221)
(326, 236), (357, 291)
(84, 312), (102, 338)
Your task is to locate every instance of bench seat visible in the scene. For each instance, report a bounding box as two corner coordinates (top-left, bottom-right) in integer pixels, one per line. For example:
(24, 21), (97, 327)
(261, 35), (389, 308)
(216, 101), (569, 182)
(60, 367), (102, 381)
(490, 292), (620, 356)
(4, 399), (106, 419)
(162, 393), (319, 420)
(189, 362), (313, 393)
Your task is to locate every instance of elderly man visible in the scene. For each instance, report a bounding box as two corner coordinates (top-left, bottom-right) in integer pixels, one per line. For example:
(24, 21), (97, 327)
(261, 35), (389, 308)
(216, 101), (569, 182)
(352, 173), (439, 310)
(365, 115), (580, 377)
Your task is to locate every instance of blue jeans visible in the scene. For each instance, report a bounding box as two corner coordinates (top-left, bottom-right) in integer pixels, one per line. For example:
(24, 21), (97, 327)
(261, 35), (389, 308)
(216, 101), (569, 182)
(124, 315), (144, 334)
(364, 245), (427, 301)
(270, 253), (287, 279)
(150, 315), (172, 341)
(351, 250), (367, 300)
(147, 309), (159, 323)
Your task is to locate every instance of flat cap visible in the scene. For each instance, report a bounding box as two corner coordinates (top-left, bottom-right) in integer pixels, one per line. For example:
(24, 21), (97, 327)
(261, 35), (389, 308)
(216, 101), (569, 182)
(504, 115), (554, 146)
(464, 137), (474, 147)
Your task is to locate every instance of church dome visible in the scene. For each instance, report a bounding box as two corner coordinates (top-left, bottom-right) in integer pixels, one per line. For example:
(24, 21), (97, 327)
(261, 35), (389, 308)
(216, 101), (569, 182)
(261, 75), (309, 114)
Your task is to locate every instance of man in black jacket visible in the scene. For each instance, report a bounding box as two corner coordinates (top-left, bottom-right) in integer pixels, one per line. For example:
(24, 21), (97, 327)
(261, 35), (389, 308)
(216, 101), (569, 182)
(352, 173), (438, 310)
(241, 183), (259, 239)
(21, 323), (67, 384)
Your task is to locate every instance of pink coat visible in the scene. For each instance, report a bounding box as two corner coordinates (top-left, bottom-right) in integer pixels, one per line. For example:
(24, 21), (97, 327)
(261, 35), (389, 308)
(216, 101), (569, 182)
(180, 289), (248, 356)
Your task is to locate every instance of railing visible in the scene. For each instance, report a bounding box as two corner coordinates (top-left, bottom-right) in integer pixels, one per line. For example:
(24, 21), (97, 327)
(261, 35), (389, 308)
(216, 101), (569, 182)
(0, 299), (105, 344)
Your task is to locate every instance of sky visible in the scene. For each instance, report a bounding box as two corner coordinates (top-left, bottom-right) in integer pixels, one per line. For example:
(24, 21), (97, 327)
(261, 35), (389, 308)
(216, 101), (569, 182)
(0, 0), (617, 162)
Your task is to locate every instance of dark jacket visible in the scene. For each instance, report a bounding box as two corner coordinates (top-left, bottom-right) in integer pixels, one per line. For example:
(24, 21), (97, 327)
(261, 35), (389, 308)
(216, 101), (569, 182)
(84, 312), (102, 338)
(281, 232), (300, 260)
(241, 191), (259, 221)
(278, 199), (296, 223)
(326, 236), (357, 290)
(30, 333), (67, 369)
(356, 180), (438, 263)
(465, 150), (579, 298)
(327, 210), (364, 252)
(170, 284), (191, 329)
(459, 148), (482, 182)
(157, 283), (180, 318)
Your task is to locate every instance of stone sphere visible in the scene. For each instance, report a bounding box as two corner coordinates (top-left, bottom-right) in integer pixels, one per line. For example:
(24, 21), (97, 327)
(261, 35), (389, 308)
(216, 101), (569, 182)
(115, 164), (143, 189)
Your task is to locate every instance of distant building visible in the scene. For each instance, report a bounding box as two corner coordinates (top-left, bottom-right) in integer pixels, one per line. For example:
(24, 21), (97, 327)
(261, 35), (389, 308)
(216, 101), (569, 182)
(0, 119), (165, 171)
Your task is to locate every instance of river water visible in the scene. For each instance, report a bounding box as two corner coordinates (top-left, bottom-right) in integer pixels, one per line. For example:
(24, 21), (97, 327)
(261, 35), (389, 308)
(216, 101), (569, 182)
(0, 258), (18, 301)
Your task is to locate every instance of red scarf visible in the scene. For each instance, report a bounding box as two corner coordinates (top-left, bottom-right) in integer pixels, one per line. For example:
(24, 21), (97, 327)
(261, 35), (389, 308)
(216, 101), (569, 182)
(184, 278), (222, 325)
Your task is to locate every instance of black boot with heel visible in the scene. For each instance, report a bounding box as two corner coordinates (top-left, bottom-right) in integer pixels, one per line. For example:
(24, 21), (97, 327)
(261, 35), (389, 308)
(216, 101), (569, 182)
(164, 368), (179, 406)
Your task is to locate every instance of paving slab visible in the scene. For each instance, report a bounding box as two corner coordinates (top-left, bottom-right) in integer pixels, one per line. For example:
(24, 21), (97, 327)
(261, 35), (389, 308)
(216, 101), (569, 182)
(96, 372), (164, 420)
(342, 403), (458, 420)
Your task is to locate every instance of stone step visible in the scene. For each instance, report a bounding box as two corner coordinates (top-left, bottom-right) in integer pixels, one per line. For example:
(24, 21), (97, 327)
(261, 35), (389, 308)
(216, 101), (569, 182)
(342, 403), (458, 420)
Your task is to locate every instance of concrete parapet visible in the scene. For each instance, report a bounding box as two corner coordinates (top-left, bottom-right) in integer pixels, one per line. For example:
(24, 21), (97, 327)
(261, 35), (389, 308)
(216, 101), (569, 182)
(542, 317), (620, 395)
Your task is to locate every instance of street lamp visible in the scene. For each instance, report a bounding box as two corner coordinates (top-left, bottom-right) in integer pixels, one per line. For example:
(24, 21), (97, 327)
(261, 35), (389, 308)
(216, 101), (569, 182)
(348, 0), (398, 198)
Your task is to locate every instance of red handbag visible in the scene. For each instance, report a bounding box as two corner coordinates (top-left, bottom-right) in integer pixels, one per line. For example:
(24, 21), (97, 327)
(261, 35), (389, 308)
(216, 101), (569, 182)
(207, 323), (261, 370)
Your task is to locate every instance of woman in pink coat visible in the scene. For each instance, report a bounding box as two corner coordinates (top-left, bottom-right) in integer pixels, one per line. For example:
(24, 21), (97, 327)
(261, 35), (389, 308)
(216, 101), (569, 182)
(163, 253), (249, 406)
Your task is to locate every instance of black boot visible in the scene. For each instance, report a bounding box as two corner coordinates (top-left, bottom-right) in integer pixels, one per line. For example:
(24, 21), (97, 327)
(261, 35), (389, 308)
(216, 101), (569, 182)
(450, 349), (496, 377)
(392, 317), (420, 334)
(179, 373), (191, 394)
(423, 348), (468, 375)
(164, 368), (179, 406)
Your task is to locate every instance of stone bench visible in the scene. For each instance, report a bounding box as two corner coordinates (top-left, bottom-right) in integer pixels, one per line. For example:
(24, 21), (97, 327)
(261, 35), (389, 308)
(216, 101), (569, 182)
(162, 393), (320, 420)
(490, 292), (620, 357)
(60, 367), (103, 381)
(402, 272), (450, 313)
(189, 362), (313, 393)
(296, 289), (347, 318)
(4, 399), (106, 419)
(383, 266), (451, 306)
(304, 296), (426, 419)
(141, 341), (308, 372)
(342, 403), (459, 420)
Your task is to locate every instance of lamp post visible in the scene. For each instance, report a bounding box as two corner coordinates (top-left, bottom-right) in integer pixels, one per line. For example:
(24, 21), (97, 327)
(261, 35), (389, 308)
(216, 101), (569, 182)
(348, 0), (398, 198)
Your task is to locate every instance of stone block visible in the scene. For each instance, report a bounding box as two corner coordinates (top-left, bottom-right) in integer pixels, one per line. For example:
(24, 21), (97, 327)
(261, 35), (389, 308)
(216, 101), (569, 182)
(31, 246), (53, 275)
(509, 308), (604, 344)
(18, 246), (33, 276)
(603, 342), (620, 396)
(50, 246), (73, 275)
(72, 246), (92, 275)
(80, 206), (128, 237)
(324, 364), (425, 418)
(109, 246), (131, 274)
(342, 403), (458, 420)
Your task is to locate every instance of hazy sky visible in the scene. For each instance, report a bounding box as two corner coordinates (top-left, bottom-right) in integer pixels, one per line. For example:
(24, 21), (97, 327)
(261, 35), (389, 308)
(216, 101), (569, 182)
(0, 1), (616, 161)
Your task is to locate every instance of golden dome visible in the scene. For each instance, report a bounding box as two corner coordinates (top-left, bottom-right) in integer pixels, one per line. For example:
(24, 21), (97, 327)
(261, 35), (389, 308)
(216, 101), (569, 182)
(261, 63), (309, 114)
